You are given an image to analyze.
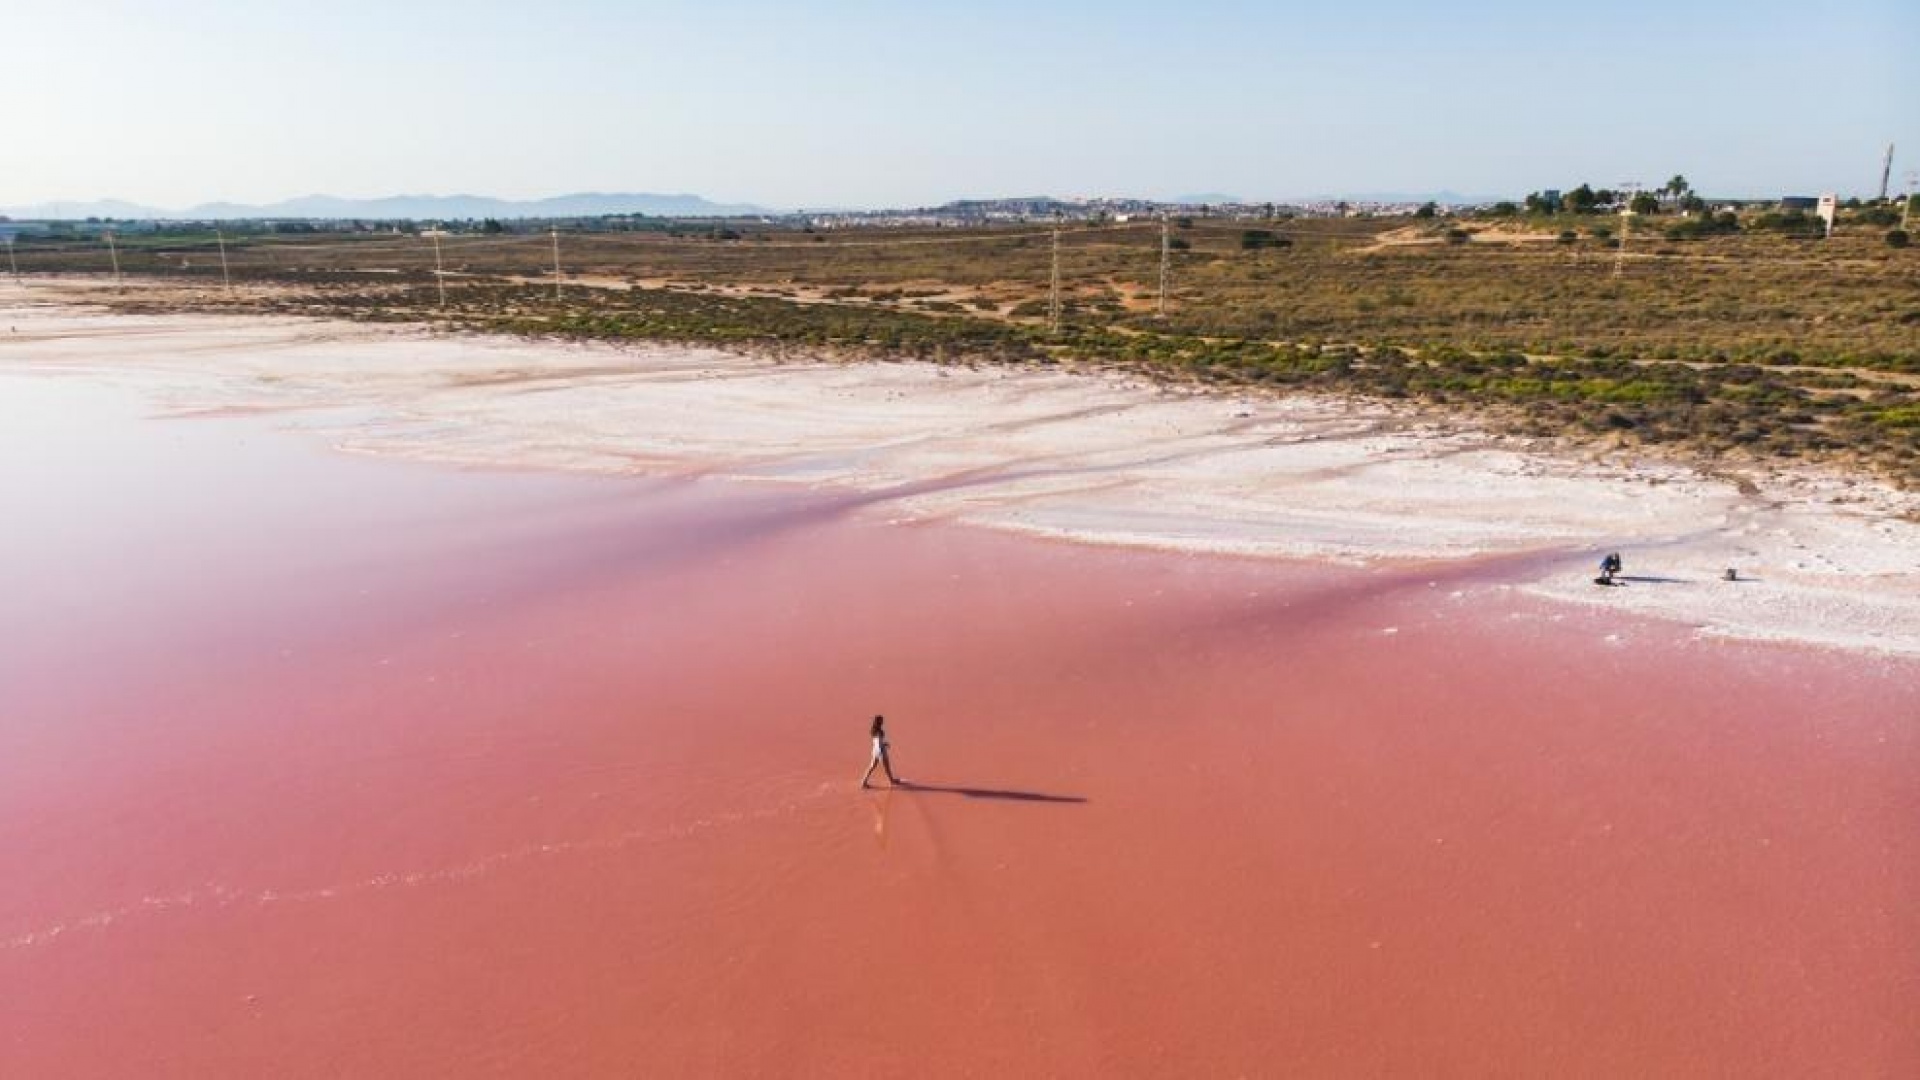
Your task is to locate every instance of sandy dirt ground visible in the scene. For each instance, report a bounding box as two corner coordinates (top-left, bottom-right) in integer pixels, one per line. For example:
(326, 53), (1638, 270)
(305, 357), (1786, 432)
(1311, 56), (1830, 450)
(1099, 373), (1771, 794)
(3, 285), (1916, 657)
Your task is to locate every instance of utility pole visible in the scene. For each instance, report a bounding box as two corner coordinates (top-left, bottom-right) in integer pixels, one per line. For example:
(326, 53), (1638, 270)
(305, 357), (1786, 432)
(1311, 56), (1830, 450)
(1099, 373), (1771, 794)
(216, 229), (232, 295)
(105, 229), (122, 291)
(1048, 222), (1061, 334)
(1613, 182), (1640, 279)
(6, 237), (17, 282)
(1880, 143), (1895, 202)
(1903, 171), (1917, 232)
(550, 228), (563, 301)
(430, 231), (447, 309)
(1157, 215), (1170, 319)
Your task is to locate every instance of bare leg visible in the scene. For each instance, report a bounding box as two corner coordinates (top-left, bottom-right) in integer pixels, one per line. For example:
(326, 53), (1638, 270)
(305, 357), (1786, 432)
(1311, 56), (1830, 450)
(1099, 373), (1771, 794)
(882, 748), (901, 785)
(861, 755), (880, 788)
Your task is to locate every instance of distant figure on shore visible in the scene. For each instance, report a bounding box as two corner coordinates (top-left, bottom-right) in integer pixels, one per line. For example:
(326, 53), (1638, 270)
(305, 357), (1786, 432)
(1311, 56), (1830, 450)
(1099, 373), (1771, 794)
(1596, 552), (1623, 586)
(861, 714), (904, 788)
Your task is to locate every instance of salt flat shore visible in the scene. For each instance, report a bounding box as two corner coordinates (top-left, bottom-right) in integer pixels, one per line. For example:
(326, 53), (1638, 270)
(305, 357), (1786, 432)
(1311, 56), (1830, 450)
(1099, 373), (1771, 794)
(4, 288), (1916, 656)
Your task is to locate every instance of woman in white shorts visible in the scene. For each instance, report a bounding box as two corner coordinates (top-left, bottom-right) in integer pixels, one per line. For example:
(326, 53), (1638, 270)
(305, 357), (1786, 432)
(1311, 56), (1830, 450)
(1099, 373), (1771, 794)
(861, 714), (903, 788)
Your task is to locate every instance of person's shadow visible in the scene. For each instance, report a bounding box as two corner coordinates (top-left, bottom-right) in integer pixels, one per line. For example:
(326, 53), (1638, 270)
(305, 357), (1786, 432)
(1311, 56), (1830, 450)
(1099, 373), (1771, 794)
(886, 781), (1087, 804)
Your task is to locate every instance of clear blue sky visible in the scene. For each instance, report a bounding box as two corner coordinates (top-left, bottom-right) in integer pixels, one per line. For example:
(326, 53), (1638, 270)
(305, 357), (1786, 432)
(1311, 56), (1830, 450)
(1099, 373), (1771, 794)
(8, 0), (1916, 209)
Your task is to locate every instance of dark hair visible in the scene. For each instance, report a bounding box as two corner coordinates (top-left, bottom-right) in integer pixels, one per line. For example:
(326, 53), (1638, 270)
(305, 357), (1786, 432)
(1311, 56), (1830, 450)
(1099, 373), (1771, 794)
(870, 715), (885, 737)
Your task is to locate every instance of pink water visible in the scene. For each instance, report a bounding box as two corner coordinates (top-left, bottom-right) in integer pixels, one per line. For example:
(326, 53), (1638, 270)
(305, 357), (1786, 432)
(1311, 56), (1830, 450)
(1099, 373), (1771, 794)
(1, 373), (1915, 1076)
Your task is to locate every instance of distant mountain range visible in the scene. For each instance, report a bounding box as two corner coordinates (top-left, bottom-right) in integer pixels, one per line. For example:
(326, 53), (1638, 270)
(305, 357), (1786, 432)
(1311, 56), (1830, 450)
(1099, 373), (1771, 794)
(1, 189), (1516, 223)
(0, 192), (769, 221)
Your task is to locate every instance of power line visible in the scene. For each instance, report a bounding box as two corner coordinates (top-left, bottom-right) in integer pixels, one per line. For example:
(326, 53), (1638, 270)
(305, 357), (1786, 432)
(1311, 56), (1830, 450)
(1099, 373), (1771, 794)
(216, 230), (233, 294)
(563, 225), (1092, 250)
(1048, 223), (1061, 334)
(430, 231), (447, 309)
(1157, 216), (1170, 319)
(43, 217), (1338, 266)
(1613, 181), (1640, 278)
(4, 210), (1881, 305)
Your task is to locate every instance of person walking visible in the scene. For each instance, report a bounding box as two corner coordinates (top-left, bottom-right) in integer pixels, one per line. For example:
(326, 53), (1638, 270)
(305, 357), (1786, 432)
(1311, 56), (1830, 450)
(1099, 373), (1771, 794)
(861, 714), (904, 788)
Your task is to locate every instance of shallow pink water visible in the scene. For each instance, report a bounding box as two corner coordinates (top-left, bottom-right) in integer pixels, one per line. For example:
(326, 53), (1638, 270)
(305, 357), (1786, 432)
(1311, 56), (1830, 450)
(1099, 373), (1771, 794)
(1, 373), (1915, 1076)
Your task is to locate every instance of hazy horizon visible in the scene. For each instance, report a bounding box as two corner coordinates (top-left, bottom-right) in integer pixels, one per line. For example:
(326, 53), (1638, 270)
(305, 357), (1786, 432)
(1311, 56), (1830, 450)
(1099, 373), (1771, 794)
(8, 0), (1917, 210)
(2, 182), (1870, 222)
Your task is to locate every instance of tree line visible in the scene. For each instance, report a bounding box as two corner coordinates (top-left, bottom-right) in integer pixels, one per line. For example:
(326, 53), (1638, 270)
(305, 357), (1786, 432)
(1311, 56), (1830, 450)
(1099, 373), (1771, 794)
(1517, 175), (1704, 216)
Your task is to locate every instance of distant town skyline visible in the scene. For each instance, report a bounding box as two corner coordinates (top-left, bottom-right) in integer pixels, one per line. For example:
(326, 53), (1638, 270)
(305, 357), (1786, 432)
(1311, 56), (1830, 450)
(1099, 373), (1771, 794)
(9, 0), (1916, 211)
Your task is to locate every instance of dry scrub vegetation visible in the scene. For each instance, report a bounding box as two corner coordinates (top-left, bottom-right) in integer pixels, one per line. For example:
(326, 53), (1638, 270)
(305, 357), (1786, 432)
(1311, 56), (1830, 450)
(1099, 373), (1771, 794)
(23, 213), (1919, 485)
